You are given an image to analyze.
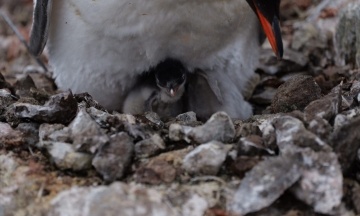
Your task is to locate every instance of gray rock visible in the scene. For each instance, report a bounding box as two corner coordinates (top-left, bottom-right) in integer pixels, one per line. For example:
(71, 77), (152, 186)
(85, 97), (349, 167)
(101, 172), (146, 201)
(15, 123), (40, 146)
(6, 91), (78, 125)
(333, 107), (360, 130)
(227, 153), (303, 215)
(0, 89), (16, 117)
(49, 182), (177, 216)
(135, 134), (166, 158)
(175, 111), (197, 123)
(291, 150), (343, 215)
(38, 123), (71, 146)
(307, 117), (332, 142)
(271, 75), (322, 113)
(44, 142), (93, 171)
(87, 106), (119, 129)
(182, 141), (228, 176)
(272, 116), (329, 152)
(169, 112), (235, 143)
(92, 132), (134, 181)
(69, 108), (108, 153)
(335, 2), (360, 68)
(114, 112), (136, 124)
(330, 116), (360, 172)
(145, 112), (164, 129)
(304, 93), (341, 122)
(13, 75), (36, 98)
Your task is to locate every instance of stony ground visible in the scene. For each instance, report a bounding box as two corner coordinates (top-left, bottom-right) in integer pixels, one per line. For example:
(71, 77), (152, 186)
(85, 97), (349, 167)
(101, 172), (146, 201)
(0, 0), (360, 215)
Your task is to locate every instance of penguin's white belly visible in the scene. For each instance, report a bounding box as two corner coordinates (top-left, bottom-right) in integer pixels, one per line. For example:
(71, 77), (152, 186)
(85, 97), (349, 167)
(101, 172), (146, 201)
(48, 0), (258, 112)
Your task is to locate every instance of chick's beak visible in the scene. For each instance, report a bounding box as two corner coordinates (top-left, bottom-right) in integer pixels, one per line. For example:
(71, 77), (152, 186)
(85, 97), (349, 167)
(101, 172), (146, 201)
(170, 88), (176, 97)
(246, 0), (283, 59)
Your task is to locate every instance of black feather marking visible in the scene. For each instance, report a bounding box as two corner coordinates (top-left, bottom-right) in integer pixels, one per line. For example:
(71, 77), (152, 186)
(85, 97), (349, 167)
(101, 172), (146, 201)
(29, 0), (52, 56)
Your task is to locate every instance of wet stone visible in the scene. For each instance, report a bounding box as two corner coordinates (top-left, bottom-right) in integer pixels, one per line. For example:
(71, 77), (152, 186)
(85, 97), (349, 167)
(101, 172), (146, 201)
(271, 75), (322, 113)
(92, 132), (134, 182)
(135, 134), (166, 158)
(182, 141), (229, 176)
(169, 112), (235, 144)
(43, 141), (93, 171)
(5, 91), (78, 125)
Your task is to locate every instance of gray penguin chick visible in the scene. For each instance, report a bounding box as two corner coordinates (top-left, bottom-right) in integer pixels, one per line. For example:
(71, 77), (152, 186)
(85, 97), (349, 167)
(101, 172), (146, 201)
(122, 59), (187, 117)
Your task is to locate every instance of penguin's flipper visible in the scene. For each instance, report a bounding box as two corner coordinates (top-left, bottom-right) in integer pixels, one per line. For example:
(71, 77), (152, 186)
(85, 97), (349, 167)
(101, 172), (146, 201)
(29, 0), (52, 56)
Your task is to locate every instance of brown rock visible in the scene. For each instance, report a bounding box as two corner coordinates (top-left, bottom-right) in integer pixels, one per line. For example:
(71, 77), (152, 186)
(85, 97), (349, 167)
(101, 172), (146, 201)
(271, 75), (322, 113)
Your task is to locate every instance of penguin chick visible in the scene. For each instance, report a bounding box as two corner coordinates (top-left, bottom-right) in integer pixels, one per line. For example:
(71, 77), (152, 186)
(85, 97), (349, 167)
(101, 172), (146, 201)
(122, 59), (187, 117)
(154, 58), (187, 104)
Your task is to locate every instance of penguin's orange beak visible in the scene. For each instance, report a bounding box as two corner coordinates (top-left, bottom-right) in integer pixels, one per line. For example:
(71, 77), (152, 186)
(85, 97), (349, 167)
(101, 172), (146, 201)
(246, 0), (283, 59)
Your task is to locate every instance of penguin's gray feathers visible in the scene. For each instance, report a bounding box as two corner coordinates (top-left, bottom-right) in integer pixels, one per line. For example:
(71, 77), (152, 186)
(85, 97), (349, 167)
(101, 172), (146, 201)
(29, 0), (52, 56)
